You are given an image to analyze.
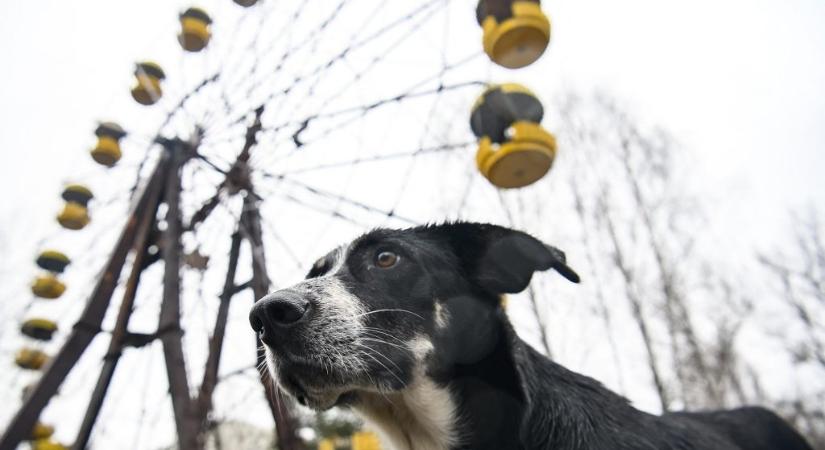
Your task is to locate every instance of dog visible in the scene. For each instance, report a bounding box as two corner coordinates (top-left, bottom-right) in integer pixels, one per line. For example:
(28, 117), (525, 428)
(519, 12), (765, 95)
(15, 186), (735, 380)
(249, 222), (812, 450)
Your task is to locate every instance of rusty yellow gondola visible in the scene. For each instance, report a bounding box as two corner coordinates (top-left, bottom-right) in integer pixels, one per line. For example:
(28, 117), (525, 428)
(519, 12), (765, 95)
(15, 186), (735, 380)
(57, 203), (90, 230)
(131, 62), (166, 106)
(475, 123), (556, 188)
(90, 122), (127, 167)
(15, 348), (49, 370)
(32, 439), (67, 450)
(31, 274), (66, 299)
(36, 250), (70, 273)
(30, 422), (54, 441)
(470, 83), (543, 142)
(61, 184), (93, 206)
(57, 184), (92, 230)
(470, 84), (556, 188)
(233, 0), (259, 7)
(179, 8), (212, 52)
(21, 318), (58, 341)
(476, 0), (550, 69)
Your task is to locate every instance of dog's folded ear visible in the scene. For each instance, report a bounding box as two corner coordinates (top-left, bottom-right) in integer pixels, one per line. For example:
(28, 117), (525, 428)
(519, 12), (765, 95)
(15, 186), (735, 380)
(477, 228), (580, 293)
(429, 222), (580, 294)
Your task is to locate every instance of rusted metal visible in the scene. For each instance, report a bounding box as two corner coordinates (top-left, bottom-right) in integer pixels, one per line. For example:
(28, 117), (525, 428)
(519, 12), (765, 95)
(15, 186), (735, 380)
(195, 230), (242, 424)
(71, 158), (167, 450)
(0, 156), (169, 450)
(158, 140), (201, 450)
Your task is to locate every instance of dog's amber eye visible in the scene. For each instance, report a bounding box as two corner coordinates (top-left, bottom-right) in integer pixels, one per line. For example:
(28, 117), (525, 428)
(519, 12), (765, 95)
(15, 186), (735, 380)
(375, 251), (399, 268)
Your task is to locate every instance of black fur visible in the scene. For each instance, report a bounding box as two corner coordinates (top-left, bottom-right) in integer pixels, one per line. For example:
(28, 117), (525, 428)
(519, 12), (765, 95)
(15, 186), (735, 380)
(251, 222), (812, 449)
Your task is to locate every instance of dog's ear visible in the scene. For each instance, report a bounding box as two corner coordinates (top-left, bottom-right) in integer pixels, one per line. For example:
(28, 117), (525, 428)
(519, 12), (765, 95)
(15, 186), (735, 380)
(429, 222), (580, 294)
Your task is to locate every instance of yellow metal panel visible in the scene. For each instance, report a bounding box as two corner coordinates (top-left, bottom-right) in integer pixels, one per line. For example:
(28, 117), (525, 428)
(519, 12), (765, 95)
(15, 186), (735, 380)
(31, 275), (66, 299)
(179, 17), (211, 52)
(57, 203), (90, 230)
(476, 122), (556, 189)
(30, 422), (54, 440)
(91, 136), (122, 167)
(32, 439), (67, 450)
(15, 348), (49, 370)
(482, 1), (550, 68)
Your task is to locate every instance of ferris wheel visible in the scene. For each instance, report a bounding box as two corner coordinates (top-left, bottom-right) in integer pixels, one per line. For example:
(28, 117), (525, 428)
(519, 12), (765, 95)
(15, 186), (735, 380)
(0, 1), (561, 449)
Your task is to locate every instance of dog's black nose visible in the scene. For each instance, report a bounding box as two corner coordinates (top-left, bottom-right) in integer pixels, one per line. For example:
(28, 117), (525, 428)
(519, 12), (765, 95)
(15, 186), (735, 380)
(250, 290), (310, 336)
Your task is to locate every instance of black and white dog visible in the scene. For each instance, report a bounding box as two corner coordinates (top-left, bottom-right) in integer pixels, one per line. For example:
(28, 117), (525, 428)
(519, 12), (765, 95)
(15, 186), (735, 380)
(250, 222), (812, 450)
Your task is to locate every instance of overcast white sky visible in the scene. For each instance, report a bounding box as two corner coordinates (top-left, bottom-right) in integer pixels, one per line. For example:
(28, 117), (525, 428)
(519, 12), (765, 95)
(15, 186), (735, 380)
(2, 0), (824, 249)
(1, 0), (824, 447)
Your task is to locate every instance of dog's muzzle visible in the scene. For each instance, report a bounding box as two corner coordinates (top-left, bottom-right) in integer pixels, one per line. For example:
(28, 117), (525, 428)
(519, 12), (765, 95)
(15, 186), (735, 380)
(249, 287), (359, 410)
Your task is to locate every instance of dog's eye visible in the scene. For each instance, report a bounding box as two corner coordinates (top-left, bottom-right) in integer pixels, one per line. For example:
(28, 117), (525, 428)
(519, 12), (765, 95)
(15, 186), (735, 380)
(375, 251), (399, 268)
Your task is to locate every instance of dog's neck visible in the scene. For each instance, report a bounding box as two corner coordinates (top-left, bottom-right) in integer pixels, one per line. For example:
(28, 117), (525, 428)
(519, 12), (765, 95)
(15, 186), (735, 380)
(351, 315), (642, 450)
(502, 320), (646, 450)
(350, 320), (526, 450)
(353, 336), (458, 450)
(354, 374), (458, 450)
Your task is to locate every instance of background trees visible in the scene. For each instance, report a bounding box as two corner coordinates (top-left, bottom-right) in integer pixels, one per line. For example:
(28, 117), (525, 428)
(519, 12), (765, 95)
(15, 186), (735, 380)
(483, 91), (824, 446)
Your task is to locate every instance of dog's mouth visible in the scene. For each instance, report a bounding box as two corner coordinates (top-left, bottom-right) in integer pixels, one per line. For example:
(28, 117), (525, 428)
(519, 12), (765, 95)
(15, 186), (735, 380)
(281, 373), (346, 409)
(263, 331), (415, 411)
(282, 373), (358, 410)
(267, 349), (361, 410)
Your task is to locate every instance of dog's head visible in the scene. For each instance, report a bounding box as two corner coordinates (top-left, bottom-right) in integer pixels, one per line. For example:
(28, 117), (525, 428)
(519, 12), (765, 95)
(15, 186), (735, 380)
(249, 222), (578, 410)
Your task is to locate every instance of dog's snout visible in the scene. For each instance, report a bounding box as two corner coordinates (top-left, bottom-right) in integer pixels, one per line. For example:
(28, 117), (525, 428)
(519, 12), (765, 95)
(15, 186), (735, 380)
(250, 290), (310, 337)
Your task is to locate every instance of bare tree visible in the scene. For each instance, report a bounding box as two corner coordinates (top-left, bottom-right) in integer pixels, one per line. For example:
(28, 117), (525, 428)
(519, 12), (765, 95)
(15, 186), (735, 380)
(439, 90), (819, 445)
(594, 184), (672, 411)
(759, 208), (825, 447)
(548, 92), (729, 409)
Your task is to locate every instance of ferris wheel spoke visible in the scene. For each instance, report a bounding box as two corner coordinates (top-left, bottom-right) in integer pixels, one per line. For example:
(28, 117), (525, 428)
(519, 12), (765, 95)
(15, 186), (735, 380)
(454, 167), (478, 220)
(215, 47), (483, 158)
(257, 0), (443, 140)
(275, 191), (371, 229)
(219, 0), (447, 132)
(212, 0), (287, 89)
(258, 214), (305, 272)
(263, 141), (474, 177)
(212, 0), (347, 123)
(160, 73), (221, 131)
(272, 175), (418, 225)
(246, 80), (483, 171)
(275, 77), (483, 138)
(127, 75), (223, 199)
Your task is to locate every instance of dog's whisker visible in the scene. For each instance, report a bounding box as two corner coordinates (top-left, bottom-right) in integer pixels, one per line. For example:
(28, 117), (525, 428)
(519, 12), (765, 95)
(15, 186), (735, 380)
(353, 341), (401, 366)
(357, 358), (398, 406)
(348, 308), (425, 320)
(318, 324), (408, 348)
(355, 347), (406, 388)
(352, 342), (405, 379)
(360, 327), (409, 344)
(361, 336), (409, 351)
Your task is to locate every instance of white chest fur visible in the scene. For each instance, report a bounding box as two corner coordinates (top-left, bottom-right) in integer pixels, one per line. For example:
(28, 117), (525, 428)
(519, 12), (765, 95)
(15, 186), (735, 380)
(355, 376), (458, 450)
(354, 337), (458, 450)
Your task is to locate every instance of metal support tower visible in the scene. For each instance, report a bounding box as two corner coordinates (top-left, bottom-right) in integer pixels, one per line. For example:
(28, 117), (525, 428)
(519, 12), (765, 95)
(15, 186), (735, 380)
(1, 112), (302, 450)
